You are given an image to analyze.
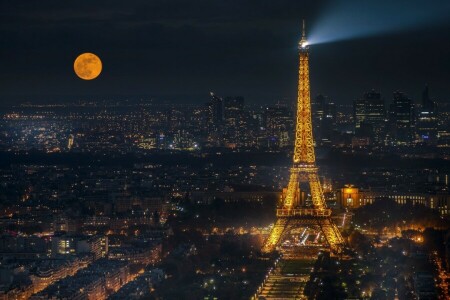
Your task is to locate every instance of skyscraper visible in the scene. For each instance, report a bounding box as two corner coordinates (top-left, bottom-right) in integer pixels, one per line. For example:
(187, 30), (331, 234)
(223, 96), (246, 148)
(422, 84), (435, 111)
(265, 103), (293, 148)
(205, 92), (224, 147)
(416, 85), (438, 145)
(389, 91), (414, 145)
(353, 90), (386, 144)
(207, 92), (224, 128)
(312, 95), (337, 145)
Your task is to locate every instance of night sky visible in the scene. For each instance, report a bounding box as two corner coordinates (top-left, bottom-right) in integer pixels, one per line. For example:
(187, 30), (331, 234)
(1, 0), (450, 104)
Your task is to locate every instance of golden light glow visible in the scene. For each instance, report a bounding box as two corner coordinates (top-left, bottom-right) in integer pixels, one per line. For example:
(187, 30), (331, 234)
(262, 25), (344, 255)
(74, 53), (102, 80)
(344, 188), (357, 194)
(414, 235), (423, 243)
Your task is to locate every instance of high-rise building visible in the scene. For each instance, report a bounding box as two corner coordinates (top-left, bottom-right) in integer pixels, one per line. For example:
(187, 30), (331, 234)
(265, 103), (293, 148)
(353, 90), (386, 144)
(207, 92), (224, 128)
(311, 95), (336, 145)
(389, 91), (414, 145)
(205, 92), (224, 147)
(437, 103), (450, 148)
(223, 96), (247, 148)
(416, 85), (438, 145)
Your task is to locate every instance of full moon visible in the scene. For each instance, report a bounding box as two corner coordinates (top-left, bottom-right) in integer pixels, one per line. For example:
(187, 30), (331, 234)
(74, 53), (102, 80)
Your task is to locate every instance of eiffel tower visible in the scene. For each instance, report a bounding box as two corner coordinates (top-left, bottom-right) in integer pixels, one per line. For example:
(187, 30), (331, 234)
(262, 21), (345, 255)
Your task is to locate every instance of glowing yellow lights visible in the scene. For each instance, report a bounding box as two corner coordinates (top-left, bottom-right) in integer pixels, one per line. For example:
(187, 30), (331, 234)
(414, 235), (423, 243)
(262, 24), (344, 255)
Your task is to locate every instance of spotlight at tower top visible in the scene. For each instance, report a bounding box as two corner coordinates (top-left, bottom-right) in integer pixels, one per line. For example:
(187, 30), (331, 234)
(299, 19), (309, 50)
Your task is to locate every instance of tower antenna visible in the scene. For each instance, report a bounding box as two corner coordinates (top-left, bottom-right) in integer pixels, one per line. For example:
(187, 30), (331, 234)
(302, 19), (306, 39)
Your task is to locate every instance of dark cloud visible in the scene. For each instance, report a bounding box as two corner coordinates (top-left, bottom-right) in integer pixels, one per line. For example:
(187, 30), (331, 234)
(0, 0), (449, 104)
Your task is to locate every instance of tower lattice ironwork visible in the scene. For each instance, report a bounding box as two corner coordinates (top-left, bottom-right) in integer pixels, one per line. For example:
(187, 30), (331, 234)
(262, 21), (345, 254)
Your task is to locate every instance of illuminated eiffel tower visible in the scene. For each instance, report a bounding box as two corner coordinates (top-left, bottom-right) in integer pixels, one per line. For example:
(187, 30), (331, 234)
(262, 21), (344, 255)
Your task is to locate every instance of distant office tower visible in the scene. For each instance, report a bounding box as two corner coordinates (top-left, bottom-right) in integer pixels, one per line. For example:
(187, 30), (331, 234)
(207, 92), (224, 128)
(205, 92), (224, 147)
(67, 134), (74, 150)
(389, 91), (414, 145)
(437, 103), (450, 148)
(353, 90), (386, 144)
(415, 85), (438, 145)
(311, 95), (336, 145)
(265, 103), (294, 148)
(223, 96), (246, 148)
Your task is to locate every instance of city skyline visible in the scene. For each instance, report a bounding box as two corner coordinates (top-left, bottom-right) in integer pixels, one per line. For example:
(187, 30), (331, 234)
(1, 2), (449, 299)
(1, 0), (450, 104)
